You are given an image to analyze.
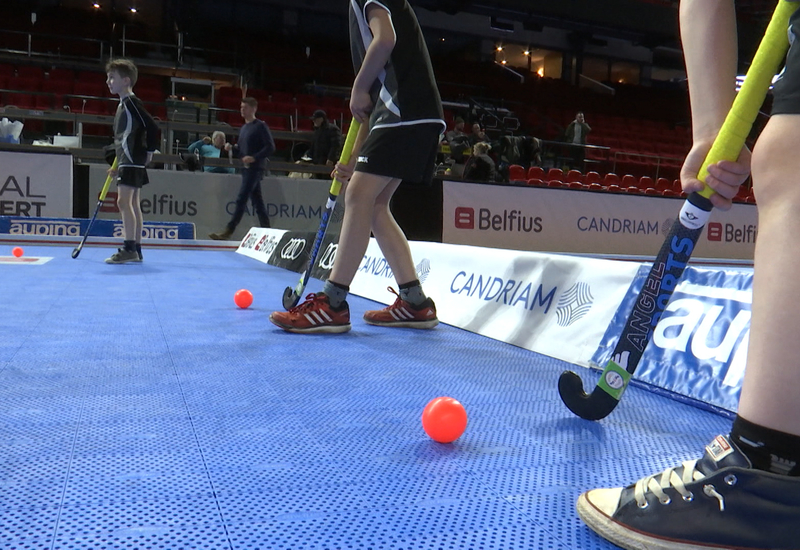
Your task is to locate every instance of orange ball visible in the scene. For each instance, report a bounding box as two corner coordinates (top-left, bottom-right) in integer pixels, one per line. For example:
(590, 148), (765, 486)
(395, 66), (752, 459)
(234, 289), (253, 309)
(12, 247), (23, 258)
(421, 396), (468, 443)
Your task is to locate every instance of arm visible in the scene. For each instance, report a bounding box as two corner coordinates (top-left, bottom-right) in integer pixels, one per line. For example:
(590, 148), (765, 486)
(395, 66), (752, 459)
(187, 139), (204, 154)
(350, 4), (396, 123)
(680, 0), (738, 143)
(130, 99), (160, 156)
(680, 0), (750, 210)
(679, 0), (750, 209)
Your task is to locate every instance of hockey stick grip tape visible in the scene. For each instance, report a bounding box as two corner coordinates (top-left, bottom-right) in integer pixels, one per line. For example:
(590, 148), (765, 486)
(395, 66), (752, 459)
(330, 119), (362, 197)
(696, 0), (797, 198)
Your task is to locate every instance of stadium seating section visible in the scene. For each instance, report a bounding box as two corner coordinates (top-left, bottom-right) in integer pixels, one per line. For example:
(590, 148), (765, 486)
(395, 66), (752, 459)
(0, 7), (757, 203)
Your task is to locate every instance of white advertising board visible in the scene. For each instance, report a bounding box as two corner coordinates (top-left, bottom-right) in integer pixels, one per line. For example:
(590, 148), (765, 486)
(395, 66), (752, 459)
(0, 150), (74, 218)
(88, 166), (341, 240)
(442, 181), (758, 260)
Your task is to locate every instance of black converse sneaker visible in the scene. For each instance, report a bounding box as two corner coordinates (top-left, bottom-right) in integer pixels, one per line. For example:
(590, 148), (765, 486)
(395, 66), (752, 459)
(577, 435), (800, 550)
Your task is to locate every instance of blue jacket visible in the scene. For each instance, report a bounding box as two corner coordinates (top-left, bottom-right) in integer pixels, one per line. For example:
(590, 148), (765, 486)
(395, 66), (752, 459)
(187, 140), (235, 173)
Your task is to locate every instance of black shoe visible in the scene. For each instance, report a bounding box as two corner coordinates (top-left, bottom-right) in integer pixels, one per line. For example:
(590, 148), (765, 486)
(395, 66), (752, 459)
(105, 248), (140, 264)
(577, 435), (800, 550)
(208, 228), (234, 240)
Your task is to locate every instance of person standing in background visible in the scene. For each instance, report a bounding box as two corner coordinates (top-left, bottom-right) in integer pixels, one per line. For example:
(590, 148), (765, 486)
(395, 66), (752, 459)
(209, 97), (274, 239)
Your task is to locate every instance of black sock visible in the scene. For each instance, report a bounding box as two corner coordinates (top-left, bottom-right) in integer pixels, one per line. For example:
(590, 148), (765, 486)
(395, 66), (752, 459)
(398, 279), (426, 307)
(123, 240), (136, 253)
(731, 415), (800, 476)
(135, 243), (142, 257)
(321, 280), (349, 309)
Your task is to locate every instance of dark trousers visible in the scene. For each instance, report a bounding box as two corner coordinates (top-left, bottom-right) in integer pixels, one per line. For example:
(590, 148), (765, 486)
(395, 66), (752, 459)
(227, 168), (270, 230)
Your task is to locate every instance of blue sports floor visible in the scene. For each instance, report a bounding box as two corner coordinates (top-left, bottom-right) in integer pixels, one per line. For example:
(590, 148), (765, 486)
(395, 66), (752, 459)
(1, 245), (731, 550)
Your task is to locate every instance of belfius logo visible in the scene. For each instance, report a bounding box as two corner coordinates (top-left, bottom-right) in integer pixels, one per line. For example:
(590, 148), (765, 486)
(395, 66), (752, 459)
(454, 207), (542, 233)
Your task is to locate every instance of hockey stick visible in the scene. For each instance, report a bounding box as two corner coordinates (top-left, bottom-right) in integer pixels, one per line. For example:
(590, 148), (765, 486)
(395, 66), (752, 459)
(282, 119), (361, 309)
(558, 0), (796, 421)
(72, 157), (119, 259)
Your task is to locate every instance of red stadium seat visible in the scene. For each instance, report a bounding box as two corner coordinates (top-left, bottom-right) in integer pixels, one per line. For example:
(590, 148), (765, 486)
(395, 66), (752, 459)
(546, 168), (564, 181)
(16, 65), (44, 79)
(527, 166), (545, 180)
(508, 164), (526, 181)
(622, 174), (638, 188)
(5, 92), (36, 109)
(547, 180), (563, 188)
(639, 176), (654, 189)
(266, 115), (289, 130)
(606, 184), (623, 193)
(588, 183), (603, 192)
(585, 171), (602, 184)
(526, 178), (544, 186)
(568, 181), (584, 189)
(603, 173), (622, 187)
(656, 177), (672, 190)
(626, 186), (641, 194)
(34, 94), (53, 110)
(566, 170), (584, 184)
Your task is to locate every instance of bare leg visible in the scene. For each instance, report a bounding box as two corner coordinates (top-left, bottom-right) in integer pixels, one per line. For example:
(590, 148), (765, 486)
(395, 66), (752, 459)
(370, 178), (418, 284)
(116, 184), (137, 241)
(132, 187), (143, 243)
(738, 114), (800, 437)
(328, 171), (397, 286)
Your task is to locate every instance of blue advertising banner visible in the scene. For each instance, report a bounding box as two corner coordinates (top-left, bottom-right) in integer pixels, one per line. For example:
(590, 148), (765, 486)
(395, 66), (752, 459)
(592, 265), (753, 413)
(0, 216), (196, 240)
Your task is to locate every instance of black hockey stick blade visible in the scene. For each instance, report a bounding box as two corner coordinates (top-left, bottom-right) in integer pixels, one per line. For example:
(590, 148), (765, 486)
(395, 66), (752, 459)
(282, 285), (300, 309)
(558, 370), (620, 421)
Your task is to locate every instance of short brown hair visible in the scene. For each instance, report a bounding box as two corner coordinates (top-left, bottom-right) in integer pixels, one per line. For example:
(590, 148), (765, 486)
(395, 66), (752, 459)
(241, 97), (258, 109)
(105, 58), (138, 87)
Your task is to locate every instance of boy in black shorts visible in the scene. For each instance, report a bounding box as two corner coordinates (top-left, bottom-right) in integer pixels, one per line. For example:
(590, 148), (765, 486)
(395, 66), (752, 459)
(270, 0), (445, 334)
(576, 2), (800, 549)
(104, 58), (159, 264)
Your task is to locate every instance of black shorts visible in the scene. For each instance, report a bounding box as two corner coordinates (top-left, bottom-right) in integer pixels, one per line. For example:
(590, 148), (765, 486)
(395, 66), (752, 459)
(354, 123), (442, 185)
(772, 9), (800, 115)
(117, 166), (149, 188)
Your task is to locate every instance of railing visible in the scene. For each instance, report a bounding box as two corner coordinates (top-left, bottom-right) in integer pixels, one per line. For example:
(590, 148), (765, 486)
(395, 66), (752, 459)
(0, 104), (325, 173)
(0, 29), (109, 61)
(611, 150), (682, 179)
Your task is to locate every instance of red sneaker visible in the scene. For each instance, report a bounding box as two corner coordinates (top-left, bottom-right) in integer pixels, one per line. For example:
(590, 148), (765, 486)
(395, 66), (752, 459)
(269, 293), (351, 334)
(363, 287), (439, 329)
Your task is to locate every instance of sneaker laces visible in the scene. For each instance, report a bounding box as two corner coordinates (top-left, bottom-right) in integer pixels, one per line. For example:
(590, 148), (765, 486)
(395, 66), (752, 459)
(633, 459), (706, 508)
(288, 293), (328, 313)
(383, 287), (405, 309)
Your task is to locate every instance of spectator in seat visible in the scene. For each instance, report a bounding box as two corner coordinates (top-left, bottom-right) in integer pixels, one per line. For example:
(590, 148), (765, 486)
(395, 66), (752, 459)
(187, 131), (234, 174)
(468, 122), (489, 147)
(306, 109), (343, 178)
(444, 116), (470, 162)
(463, 142), (497, 182)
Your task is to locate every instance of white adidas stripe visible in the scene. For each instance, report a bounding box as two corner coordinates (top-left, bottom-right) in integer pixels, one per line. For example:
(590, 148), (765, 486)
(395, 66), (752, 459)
(304, 309), (333, 325)
(390, 308), (414, 321)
